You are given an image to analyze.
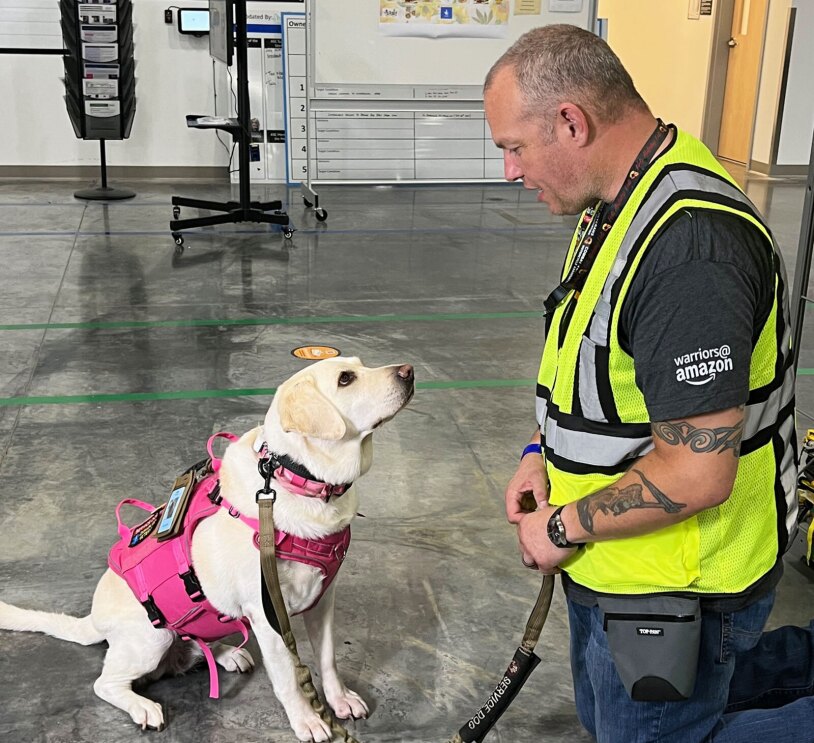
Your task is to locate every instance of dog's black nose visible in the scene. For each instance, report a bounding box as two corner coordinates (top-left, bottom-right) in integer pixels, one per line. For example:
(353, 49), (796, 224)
(397, 364), (414, 382)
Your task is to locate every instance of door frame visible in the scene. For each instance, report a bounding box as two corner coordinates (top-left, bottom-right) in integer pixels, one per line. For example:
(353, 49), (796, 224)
(701, 0), (735, 156)
(701, 0), (770, 170)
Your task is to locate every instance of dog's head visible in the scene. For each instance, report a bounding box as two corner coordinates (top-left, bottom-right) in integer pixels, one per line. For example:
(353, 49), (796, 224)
(262, 357), (414, 482)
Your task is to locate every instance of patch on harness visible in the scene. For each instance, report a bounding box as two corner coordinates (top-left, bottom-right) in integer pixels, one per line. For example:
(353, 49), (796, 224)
(157, 470), (196, 542)
(129, 508), (164, 547)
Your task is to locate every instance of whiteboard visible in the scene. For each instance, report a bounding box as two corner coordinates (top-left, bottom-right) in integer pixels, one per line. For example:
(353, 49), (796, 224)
(313, 0), (595, 90)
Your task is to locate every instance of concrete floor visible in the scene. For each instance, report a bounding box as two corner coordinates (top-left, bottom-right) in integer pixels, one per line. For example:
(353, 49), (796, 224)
(0, 171), (811, 743)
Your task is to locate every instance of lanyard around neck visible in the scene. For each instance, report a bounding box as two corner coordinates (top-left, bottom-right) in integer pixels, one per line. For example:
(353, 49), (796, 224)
(543, 119), (671, 316)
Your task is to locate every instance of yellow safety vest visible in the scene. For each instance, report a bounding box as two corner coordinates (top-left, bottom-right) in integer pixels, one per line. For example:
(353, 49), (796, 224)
(538, 129), (797, 595)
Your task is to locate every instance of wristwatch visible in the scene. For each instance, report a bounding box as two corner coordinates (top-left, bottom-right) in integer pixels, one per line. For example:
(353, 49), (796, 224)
(547, 505), (581, 549)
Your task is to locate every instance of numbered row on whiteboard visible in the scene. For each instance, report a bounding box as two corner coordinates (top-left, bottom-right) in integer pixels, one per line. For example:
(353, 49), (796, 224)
(286, 111), (504, 183)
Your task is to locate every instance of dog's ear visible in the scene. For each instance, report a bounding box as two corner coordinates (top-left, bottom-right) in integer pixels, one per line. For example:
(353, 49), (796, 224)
(277, 376), (347, 440)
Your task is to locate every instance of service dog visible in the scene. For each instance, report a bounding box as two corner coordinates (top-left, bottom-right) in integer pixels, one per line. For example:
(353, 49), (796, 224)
(0, 356), (414, 741)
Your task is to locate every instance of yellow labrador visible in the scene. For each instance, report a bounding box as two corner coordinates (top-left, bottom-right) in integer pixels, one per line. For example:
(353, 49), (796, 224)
(0, 357), (414, 741)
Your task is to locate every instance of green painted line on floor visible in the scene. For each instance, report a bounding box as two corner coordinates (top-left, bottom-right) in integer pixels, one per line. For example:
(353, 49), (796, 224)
(0, 310), (542, 333)
(3, 371), (812, 408)
(0, 388), (278, 407)
(417, 378), (533, 390)
(0, 379), (535, 408)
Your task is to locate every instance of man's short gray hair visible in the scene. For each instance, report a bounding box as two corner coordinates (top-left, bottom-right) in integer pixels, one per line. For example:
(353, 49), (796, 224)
(485, 24), (649, 125)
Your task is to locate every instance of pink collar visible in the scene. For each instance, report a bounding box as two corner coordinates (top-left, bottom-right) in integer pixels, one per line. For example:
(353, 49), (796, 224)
(272, 464), (350, 500)
(253, 440), (351, 502)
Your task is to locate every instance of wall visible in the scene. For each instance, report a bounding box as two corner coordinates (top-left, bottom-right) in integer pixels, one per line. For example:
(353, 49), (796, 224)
(0, 0), (302, 170)
(2, 0), (810, 172)
(777, 0), (814, 164)
(752, 0), (792, 167)
(597, 0), (716, 137)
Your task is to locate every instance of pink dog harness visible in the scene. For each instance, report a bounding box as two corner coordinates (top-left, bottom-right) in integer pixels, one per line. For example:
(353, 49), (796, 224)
(108, 433), (351, 699)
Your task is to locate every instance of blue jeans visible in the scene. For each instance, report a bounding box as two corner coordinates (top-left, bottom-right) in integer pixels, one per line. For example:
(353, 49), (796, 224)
(567, 592), (814, 742)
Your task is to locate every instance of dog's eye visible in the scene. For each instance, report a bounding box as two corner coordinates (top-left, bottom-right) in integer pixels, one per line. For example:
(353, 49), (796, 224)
(338, 371), (356, 387)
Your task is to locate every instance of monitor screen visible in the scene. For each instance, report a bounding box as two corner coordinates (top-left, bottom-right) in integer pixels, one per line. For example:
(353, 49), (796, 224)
(178, 9), (210, 35)
(208, 0), (233, 66)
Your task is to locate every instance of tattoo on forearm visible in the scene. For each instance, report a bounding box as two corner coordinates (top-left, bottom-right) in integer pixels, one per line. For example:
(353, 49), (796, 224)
(576, 468), (687, 535)
(652, 418), (743, 456)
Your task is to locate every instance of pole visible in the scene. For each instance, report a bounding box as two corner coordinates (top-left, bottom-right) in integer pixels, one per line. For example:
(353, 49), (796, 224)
(235, 0), (251, 216)
(790, 128), (814, 370)
(100, 140), (108, 190)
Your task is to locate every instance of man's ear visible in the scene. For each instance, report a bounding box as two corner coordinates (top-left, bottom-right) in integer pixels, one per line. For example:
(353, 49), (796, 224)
(276, 376), (347, 441)
(557, 102), (590, 146)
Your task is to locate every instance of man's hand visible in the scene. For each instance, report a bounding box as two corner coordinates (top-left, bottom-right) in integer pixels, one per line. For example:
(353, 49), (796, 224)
(505, 452), (549, 525)
(517, 506), (578, 574)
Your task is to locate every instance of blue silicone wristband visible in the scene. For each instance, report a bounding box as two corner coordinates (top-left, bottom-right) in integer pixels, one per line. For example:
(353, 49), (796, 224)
(521, 443), (543, 460)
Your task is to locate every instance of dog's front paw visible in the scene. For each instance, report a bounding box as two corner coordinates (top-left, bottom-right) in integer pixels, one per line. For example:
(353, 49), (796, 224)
(327, 687), (369, 720)
(213, 644), (255, 673)
(290, 708), (332, 742)
(127, 697), (165, 731)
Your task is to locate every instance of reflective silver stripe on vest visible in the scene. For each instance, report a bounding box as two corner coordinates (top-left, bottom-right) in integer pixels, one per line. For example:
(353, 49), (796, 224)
(536, 395), (653, 468)
(544, 414), (654, 468)
(536, 393), (547, 430)
(579, 169), (760, 421)
(744, 362), (794, 442)
(778, 413), (799, 542)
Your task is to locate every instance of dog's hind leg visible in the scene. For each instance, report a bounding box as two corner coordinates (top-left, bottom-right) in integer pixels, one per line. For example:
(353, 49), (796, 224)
(93, 627), (174, 731)
(156, 639), (255, 677)
(212, 641), (255, 673)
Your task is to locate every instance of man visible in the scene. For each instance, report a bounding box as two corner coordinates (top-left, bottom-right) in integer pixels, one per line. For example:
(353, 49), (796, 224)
(484, 24), (814, 743)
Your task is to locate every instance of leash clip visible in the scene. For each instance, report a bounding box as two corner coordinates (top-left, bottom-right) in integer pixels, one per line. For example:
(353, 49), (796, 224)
(256, 456), (277, 503)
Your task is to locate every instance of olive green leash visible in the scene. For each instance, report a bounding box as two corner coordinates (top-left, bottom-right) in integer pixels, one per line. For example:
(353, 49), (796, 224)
(257, 492), (361, 743)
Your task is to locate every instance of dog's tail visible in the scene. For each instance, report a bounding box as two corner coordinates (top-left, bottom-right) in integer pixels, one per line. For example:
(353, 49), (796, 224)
(0, 600), (105, 645)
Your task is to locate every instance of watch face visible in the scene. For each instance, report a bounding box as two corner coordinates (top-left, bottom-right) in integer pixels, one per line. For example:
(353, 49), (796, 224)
(547, 510), (569, 548)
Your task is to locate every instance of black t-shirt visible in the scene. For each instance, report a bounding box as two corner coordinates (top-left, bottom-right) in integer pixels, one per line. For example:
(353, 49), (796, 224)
(620, 207), (774, 422)
(566, 207), (781, 612)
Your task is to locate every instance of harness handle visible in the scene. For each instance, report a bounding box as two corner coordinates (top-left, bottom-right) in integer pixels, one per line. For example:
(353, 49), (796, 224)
(114, 498), (160, 541)
(207, 432), (239, 472)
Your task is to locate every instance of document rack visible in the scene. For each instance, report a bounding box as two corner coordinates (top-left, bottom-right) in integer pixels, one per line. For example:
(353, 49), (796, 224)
(61, 0), (137, 200)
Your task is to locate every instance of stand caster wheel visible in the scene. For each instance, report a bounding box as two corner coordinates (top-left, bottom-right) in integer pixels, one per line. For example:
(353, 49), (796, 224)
(283, 227), (294, 239)
(172, 206), (181, 219)
(172, 232), (184, 246)
(315, 208), (328, 222)
(303, 197), (313, 208)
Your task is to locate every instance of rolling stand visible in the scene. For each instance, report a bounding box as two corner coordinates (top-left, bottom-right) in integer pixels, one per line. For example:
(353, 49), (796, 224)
(170, 0), (292, 253)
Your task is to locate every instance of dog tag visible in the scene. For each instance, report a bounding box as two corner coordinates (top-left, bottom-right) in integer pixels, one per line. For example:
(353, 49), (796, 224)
(156, 471), (195, 542)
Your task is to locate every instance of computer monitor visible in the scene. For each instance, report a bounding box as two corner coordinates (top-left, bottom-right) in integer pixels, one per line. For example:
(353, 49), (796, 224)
(178, 9), (210, 36)
(208, 0), (233, 66)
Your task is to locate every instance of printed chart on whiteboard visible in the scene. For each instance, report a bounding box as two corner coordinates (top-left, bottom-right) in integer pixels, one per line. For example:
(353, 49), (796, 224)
(281, 14), (308, 185)
(281, 13), (503, 186)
